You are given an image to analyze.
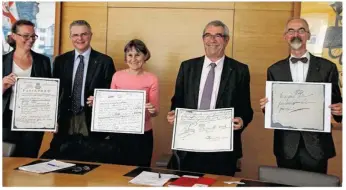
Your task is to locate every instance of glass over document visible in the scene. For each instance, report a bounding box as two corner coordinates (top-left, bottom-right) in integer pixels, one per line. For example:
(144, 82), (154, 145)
(91, 89), (146, 134)
(172, 108), (234, 152)
(11, 77), (60, 132)
(265, 81), (332, 133)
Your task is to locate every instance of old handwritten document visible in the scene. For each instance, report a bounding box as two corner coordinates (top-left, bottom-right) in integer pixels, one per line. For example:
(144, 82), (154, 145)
(91, 89), (146, 134)
(265, 81), (331, 132)
(11, 77), (59, 132)
(172, 108), (234, 152)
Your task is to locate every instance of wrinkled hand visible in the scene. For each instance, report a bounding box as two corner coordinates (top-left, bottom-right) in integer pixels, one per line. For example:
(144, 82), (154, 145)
(3, 73), (16, 92)
(330, 103), (342, 116)
(233, 117), (244, 130)
(167, 110), (175, 125)
(146, 103), (157, 116)
(260, 97), (268, 110)
(86, 96), (94, 107)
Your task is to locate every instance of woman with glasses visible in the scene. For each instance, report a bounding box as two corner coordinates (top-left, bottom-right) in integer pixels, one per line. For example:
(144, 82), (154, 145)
(3, 19), (52, 158)
(87, 39), (159, 166)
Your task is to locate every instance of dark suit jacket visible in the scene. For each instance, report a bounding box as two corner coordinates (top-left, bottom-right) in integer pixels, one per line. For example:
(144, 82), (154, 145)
(267, 53), (342, 160)
(3, 50), (52, 113)
(170, 55), (253, 159)
(50, 48), (116, 145)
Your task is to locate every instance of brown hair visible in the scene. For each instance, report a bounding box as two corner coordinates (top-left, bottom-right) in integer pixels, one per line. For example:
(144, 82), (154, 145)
(124, 39), (151, 61)
(7, 19), (35, 48)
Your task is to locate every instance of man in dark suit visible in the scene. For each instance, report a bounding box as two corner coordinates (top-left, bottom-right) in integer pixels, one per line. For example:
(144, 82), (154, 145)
(260, 18), (342, 174)
(166, 20), (253, 176)
(41, 20), (116, 163)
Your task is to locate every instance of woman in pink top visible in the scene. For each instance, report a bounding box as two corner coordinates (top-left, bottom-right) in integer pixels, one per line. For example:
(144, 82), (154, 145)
(88, 39), (159, 166)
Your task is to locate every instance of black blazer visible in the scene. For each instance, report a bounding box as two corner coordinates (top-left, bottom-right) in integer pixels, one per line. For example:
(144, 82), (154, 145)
(171, 55), (254, 158)
(52, 48), (116, 139)
(2, 50), (52, 113)
(267, 53), (342, 160)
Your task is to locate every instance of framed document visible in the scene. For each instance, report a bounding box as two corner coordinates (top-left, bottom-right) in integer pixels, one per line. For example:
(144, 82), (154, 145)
(91, 89), (146, 134)
(11, 77), (60, 132)
(172, 108), (234, 152)
(265, 81), (332, 133)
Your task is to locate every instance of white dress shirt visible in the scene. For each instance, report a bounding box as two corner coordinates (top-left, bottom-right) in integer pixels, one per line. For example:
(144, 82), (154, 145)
(72, 47), (91, 106)
(198, 56), (225, 109)
(289, 51), (310, 82)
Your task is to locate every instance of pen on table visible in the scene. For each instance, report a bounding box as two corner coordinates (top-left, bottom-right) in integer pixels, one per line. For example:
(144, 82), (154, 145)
(47, 163), (59, 167)
(158, 172), (161, 178)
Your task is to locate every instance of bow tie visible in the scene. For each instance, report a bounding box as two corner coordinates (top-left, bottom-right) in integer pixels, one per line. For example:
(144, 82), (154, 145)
(290, 57), (308, 63)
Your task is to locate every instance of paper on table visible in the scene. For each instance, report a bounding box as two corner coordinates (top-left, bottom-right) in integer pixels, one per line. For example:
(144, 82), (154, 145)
(18, 160), (75, 174)
(129, 171), (178, 187)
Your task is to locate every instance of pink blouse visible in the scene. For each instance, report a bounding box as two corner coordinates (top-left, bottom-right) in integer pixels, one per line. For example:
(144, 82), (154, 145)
(110, 70), (159, 131)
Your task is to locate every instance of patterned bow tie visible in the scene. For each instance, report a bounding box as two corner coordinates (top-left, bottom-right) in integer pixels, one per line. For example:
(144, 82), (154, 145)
(290, 57), (308, 63)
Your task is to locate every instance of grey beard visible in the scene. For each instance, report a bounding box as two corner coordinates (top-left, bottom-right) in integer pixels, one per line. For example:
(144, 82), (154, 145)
(290, 37), (302, 50)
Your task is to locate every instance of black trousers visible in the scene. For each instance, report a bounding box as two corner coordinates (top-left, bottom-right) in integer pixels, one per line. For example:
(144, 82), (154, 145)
(168, 151), (238, 176)
(276, 137), (328, 174)
(3, 107), (44, 158)
(109, 130), (153, 167)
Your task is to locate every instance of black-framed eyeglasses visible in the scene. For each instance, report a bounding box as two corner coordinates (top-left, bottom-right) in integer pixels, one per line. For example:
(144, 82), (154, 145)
(16, 33), (38, 40)
(203, 33), (226, 40)
(286, 28), (309, 35)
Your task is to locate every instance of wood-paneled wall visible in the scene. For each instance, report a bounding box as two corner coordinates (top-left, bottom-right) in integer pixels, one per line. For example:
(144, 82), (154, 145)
(39, 2), (342, 181)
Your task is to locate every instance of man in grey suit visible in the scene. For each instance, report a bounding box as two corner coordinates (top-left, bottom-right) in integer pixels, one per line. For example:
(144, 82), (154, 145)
(260, 18), (342, 173)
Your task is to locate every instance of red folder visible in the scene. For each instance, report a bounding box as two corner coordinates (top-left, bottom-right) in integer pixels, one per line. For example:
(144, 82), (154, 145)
(169, 176), (216, 187)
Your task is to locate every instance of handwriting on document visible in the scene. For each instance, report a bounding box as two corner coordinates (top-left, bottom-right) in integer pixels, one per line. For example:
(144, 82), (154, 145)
(172, 108), (234, 152)
(92, 90), (145, 134)
(276, 89), (316, 113)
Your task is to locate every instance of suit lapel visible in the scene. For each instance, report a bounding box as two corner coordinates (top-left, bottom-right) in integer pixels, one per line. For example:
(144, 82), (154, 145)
(193, 57), (204, 108)
(66, 51), (75, 94)
(85, 49), (99, 91)
(3, 51), (14, 76)
(305, 53), (321, 82)
(281, 56), (293, 81)
(216, 57), (233, 107)
(30, 50), (39, 77)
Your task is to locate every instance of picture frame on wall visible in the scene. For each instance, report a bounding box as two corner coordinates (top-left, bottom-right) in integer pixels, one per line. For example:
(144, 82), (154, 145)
(2, 2), (61, 60)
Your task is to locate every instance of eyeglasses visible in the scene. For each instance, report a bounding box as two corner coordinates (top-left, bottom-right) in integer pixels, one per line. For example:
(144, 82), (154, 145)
(286, 28), (309, 35)
(70, 32), (91, 39)
(16, 33), (38, 40)
(203, 33), (226, 40)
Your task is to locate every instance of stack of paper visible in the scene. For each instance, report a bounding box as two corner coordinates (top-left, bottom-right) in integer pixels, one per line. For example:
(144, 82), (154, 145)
(129, 171), (179, 187)
(18, 160), (75, 174)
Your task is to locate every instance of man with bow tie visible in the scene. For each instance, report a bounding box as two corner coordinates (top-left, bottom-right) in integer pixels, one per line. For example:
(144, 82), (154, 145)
(259, 18), (342, 173)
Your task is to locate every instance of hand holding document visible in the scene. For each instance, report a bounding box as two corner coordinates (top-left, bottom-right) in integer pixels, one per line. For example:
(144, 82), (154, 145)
(129, 171), (178, 187)
(18, 160), (75, 174)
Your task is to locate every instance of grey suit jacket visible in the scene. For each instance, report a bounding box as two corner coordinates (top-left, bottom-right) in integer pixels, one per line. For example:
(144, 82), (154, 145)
(267, 53), (342, 160)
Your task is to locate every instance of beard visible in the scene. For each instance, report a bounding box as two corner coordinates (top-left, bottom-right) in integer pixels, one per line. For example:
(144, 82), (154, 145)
(290, 37), (302, 50)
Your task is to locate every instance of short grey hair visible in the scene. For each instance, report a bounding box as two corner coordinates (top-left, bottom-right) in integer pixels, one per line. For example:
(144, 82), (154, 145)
(202, 20), (230, 38)
(284, 17), (310, 34)
(69, 20), (92, 32)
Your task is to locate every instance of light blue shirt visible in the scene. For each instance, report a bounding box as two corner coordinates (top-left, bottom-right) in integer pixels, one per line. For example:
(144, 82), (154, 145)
(72, 47), (91, 106)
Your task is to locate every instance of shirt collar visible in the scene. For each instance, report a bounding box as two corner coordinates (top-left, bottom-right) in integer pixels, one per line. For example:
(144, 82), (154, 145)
(290, 51), (310, 60)
(203, 55), (225, 68)
(74, 47), (91, 61)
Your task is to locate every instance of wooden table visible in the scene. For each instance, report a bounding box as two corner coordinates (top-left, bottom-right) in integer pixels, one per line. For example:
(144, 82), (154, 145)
(2, 157), (242, 187)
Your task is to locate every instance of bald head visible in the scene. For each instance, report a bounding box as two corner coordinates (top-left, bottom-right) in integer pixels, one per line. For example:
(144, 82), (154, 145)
(284, 17), (310, 34)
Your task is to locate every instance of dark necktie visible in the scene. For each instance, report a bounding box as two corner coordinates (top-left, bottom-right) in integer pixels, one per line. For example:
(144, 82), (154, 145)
(71, 54), (85, 114)
(290, 57), (308, 63)
(200, 63), (216, 109)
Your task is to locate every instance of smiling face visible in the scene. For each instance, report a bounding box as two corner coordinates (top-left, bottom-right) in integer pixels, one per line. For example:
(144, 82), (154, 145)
(70, 25), (92, 53)
(12, 25), (36, 51)
(203, 25), (229, 60)
(125, 47), (146, 72)
(283, 18), (311, 51)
